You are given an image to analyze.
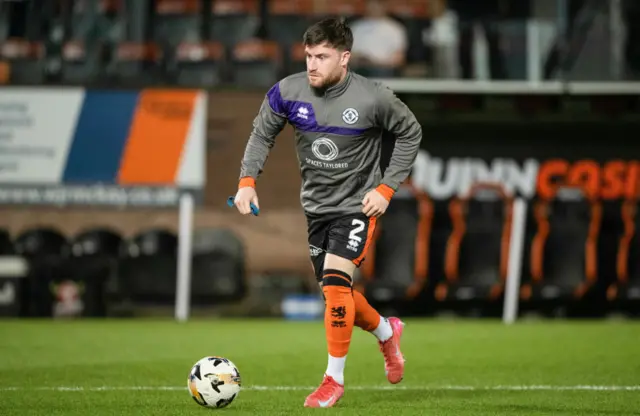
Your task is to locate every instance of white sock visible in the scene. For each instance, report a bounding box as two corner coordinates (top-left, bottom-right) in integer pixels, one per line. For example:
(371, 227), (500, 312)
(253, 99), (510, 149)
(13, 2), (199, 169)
(325, 354), (346, 385)
(371, 316), (393, 342)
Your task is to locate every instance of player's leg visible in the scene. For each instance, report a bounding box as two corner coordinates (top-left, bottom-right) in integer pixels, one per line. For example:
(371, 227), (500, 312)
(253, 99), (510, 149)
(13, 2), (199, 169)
(303, 252), (353, 408)
(311, 253), (388, 338)
(344, 214), (406, 384)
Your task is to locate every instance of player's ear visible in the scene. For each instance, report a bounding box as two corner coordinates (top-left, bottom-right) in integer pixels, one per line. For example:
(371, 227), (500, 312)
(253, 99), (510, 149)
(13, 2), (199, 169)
(341, 50), (351, 67)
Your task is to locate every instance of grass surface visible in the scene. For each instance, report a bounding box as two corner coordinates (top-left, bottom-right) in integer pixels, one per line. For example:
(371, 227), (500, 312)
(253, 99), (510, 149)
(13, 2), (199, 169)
(0, 319), (638, 415)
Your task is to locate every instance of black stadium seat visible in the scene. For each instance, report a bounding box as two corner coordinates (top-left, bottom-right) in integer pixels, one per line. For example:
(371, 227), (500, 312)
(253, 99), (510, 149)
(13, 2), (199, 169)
(359, 182), (432, 305)
(119, 228), (178, 304)
(607, 199), (640, 309)
(69, 228), (125, 316)
(14, 227), (70, 317)
(191, 228), (247, 304)
(520, 186), (602, 305)
(436, 183), (513, 305)
(0, 229), (13, 254)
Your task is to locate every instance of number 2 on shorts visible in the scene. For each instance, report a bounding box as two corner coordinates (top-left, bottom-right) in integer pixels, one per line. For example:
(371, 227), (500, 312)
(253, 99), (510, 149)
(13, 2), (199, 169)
(349, 219), (365, 243)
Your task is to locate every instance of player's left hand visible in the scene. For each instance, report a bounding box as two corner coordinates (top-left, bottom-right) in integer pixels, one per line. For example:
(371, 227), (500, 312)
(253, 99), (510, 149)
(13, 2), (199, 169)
(362, 189), (389, 217)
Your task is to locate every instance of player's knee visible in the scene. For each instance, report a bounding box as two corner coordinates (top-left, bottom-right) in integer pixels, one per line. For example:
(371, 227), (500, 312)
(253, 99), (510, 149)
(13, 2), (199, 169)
(322, 269), (352, 288)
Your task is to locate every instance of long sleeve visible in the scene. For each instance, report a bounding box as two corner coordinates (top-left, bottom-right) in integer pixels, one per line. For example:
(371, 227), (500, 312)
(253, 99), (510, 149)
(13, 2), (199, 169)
(239, 83), (288, 180)
(375, 83), (422, 191)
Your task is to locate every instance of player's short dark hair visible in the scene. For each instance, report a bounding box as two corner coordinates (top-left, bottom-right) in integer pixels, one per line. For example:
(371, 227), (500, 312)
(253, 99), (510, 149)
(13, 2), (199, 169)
(303, 18), (353, 52)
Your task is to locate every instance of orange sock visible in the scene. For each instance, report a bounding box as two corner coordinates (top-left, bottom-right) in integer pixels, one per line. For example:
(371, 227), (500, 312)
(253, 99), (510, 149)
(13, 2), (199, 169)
(353, 289), (380, 332)
(322, 269), (355, 358)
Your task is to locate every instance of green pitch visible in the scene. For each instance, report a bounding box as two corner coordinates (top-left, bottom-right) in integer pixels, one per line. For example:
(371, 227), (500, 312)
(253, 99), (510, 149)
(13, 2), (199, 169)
(0, 319), (638, 415)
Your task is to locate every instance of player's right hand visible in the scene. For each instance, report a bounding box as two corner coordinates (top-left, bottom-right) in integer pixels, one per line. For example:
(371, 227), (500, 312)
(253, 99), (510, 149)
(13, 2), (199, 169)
(233, 186), (259, 215)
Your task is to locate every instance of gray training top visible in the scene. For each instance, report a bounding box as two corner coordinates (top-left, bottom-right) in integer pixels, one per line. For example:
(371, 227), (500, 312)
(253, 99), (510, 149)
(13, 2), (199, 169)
(239, 70), (422, 218)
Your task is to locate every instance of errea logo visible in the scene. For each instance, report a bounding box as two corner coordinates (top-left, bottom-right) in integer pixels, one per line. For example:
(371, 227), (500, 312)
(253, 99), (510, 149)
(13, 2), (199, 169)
(309, 245), (323, 257)
(297, 106), (309, 120)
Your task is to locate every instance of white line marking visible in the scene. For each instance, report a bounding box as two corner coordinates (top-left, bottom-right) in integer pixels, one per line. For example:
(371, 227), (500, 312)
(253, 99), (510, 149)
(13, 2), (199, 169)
(0, 385), (638, 392)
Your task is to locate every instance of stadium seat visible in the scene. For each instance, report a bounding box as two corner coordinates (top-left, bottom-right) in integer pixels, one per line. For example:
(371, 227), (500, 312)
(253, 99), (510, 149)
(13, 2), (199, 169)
(210, 0), (259, 47)
(119, 228), (178, 304)
(607, 199), (640, 307)
(0, 229), (12, 254)
(287, 43), (306, 75)
(231, 39), (282, 88)
(173, 41), (225, 87)
(112, 42), (162, 84)
(190, 228), (247, 305)
(313, 0), (366, 18)
(0, 39), (45, 84)
(69, 228), (125, 316)
(71, 0), (125, 44)
(267, 0), (314, 48)
(61, 41), (103, 84)
(14, 227), (70, 317)
(520, 186), (602, 304)
(436, 183), (514, 305)
(154, 0), (201, 46)
(360, 182), (432, 304)
(0, 60), (9, 84)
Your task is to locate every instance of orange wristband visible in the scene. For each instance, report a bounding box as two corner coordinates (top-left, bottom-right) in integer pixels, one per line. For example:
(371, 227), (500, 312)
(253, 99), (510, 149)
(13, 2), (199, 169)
(238, 177), (256, 189)
(376, 184), (395, 202)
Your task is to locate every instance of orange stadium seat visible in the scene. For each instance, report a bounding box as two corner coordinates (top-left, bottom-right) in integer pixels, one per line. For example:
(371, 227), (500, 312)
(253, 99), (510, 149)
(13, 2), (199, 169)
(211, 0), (259, 46)
(314, 0), (367, 17)
(268, 0), (315, 47)
(359, 181), (432, 305)
(61, 41), (104, 84)
(436, 183), (513, 305)
(112, 42), (162, 83)
(0, 61), (9, 84)
(0, 39), (45, 83)
(174, 40), (225, 86)
(520, 186), (602, 305)
(231, 39), (282, 88)
(154, 0), (202, 45)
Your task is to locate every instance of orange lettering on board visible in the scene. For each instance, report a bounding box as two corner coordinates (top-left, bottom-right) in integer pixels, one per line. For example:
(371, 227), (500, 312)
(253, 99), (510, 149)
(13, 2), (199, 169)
(536, 159), (569, 199)
(568, 160), (600, 199)
(601, 160), (626, 200)
(537, 159), (640, 200)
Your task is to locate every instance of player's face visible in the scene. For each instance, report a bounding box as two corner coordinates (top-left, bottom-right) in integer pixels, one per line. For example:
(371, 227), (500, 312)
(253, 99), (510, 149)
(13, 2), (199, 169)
(305, 42), (350, 88)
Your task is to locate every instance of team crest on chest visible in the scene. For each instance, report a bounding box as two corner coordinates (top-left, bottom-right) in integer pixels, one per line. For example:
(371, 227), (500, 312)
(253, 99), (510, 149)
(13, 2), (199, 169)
(342, 108), (359, 125)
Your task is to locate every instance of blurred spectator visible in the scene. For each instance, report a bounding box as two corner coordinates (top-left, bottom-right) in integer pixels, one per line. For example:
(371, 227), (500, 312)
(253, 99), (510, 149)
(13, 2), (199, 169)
(423, 1), (460, 79)
(448, 0), (507, 80)
(349, 0), (408, 77)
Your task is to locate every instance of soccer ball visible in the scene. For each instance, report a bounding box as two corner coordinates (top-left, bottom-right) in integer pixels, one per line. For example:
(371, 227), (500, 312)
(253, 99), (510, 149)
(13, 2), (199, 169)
(188, 356), (242, 409)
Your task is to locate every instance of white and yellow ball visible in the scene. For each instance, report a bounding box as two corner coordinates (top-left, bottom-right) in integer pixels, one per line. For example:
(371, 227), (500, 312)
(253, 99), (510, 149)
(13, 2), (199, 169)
(188, 356), (242, 409)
